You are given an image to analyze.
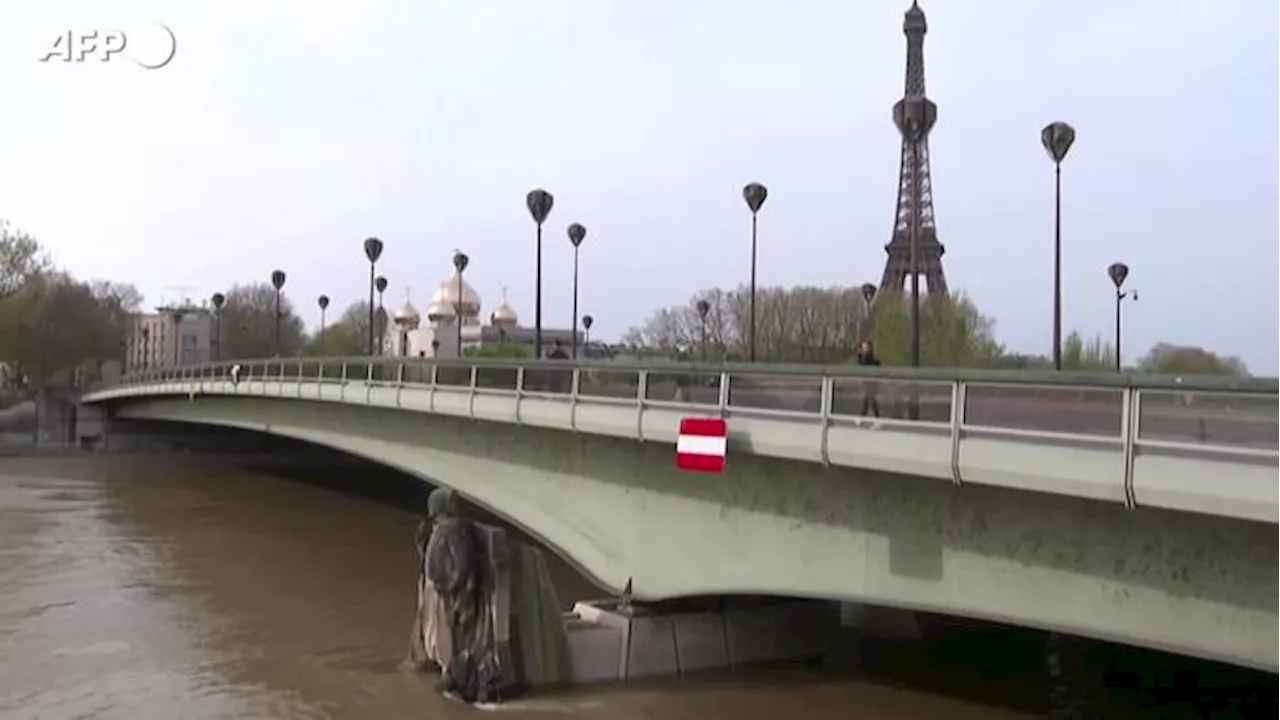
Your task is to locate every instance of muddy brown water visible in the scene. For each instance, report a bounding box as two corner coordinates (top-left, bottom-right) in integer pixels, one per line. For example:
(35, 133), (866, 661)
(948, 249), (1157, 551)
(0, 452), (1272, 719)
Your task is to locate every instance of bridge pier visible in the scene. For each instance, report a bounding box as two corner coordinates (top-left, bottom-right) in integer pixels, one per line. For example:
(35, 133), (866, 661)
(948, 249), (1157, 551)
(562, 597), (839, 683)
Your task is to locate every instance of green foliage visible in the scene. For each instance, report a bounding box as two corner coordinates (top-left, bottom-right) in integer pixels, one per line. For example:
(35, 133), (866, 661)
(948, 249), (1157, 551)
(1138, 343), (1248, 376)
(304, 300), (383, 356)
(465, 342), (532, 359)
(1061, 331), (1116, 371)
(217, 282), (307, 358)
(865, 291), (1005, 367)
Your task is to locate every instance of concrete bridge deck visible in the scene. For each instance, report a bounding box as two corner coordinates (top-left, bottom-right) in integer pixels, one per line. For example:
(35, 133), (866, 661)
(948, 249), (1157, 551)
(78, 358), (1279, 672)
(86, 357), (1279, 525)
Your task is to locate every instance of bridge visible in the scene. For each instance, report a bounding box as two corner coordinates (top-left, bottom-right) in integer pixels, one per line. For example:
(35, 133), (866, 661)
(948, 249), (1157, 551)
(82, 357), (1278, 672)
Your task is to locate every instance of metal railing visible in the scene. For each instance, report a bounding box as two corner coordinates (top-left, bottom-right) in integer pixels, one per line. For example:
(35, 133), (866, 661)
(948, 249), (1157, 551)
(101, 356), (1279, 455)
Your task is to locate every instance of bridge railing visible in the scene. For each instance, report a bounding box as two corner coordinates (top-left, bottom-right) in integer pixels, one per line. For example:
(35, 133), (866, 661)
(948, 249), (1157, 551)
(95, 356), (1278, 522)
(108, 356), (1278, 448)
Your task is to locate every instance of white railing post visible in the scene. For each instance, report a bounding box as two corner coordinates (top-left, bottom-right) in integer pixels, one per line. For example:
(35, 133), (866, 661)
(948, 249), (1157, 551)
(949, 381), (967, 486)
(1121, 387), (1139, 509)
(570, 367), (581, 432)
(514, 366), (525, 425)
(396, 363), (405, 408)
(468, 364), (478, 420)
(636, 370), (649, 441)
(717, 372), (731, 416)
(819, 375), (833, 466)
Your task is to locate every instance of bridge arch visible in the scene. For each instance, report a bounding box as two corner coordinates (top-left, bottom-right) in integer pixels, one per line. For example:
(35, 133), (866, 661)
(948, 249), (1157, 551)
(93, 392), (1278, 673)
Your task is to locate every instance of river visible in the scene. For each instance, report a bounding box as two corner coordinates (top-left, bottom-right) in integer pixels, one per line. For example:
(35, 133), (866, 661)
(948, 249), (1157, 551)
(0, 452), (1273, 719)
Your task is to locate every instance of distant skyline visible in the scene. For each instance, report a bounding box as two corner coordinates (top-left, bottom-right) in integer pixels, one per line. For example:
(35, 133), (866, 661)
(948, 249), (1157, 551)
(2, 0), (1276, 372)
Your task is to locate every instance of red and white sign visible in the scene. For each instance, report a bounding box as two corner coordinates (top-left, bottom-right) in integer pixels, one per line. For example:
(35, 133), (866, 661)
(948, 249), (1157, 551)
(676, 417), (728, 473)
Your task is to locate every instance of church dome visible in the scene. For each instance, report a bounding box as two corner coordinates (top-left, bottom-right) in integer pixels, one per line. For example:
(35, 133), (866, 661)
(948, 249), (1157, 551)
(429, 268), (481, 319)
(489, 287), (518, 329)
(393, 294), (420, 329)
(426, 299), (455, 323)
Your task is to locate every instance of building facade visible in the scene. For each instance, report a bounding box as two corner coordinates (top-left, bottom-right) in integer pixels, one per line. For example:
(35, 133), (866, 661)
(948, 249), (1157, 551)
(126, 306), (215, 372)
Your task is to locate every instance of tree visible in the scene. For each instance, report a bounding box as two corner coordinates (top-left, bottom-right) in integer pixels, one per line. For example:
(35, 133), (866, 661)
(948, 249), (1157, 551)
(305, 300), (386, 356)
(218, 282), (306, 358)
(866, 291), (1005, 367)
(623, 284), (878, 363)
(0, 219), (50, 301)
(0, 272), (130, 386)
(1138, 343), (1248, 377)
(1061, 331), (1115, 371)
(465, 342), (532, 359)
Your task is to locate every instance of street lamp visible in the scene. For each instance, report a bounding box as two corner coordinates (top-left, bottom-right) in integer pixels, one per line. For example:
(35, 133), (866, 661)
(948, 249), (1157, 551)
(1107, 262), (1137, 371)
(696, 299), (711, 360)
(894, 95), (937, 367)
(171, 309), (185, 367)
(363, 237), (384, 356)
(859, 282), (877, 344)
(526, 189), (554, 358)
(567, 222), (587, 359)
(1041, 121), (1077, 371)
(452, 250), (469, 357)
(210, 292), (225, 361)
(375, 275), (388, 355)
(270, 269), (286, 356)
(317, 294), (330, 353)
(742, 182), (768, 362)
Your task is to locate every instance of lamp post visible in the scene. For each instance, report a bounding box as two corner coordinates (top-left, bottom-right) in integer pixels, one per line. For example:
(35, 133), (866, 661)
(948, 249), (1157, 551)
(362, 237), (384, 356)
(742, 182), (768, 363)
(567, 222), (587, 359)
(858, 282), (877, 345)
(375, 275), (388, 355)
(452, 250), (469, 357)
(696, 299), (711, 360)
(317, 294), (330, 353)
(270, 269), (286, 357)
(1107, 262), (1136, 371)
(893, 96), (937, 368)
(581, 314), (593, 349)
(526, 189), (554, 358)
(1041, 121), (1077, 371)
(210, 292), (225, 361)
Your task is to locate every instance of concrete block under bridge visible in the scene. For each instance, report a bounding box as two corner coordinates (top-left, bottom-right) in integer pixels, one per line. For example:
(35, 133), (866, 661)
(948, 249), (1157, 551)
(559, 597), (924, 684)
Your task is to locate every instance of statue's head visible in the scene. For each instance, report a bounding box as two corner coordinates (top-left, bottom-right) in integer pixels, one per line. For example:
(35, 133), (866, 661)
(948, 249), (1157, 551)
(426, 487), (459, 520)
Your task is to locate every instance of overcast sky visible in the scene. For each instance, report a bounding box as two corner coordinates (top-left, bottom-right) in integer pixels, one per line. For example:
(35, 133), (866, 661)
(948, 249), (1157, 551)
(2, 0), (1276, 372)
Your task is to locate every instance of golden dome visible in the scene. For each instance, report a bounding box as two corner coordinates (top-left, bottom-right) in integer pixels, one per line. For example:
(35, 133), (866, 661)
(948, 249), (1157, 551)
(490, 286), (518, 328)
(429, 268), (481, 319)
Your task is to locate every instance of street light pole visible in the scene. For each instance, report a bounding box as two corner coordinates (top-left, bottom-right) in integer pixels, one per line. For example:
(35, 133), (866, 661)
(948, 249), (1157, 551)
(893, 96), (936, 368)
(1107, 262), (1135, 371)
(742, 182), (768, 363)
(270, 269), (286, 357)
(526, 190), (554, 358)
(453, 250), (469, 357)
(317, 294), (330, 353)
(375, 275), (388, 355)
(858, 283), (877, 346)
(210, 292), (225, 361)
(1041, 122), (1077, 371)
(363, 237), (384, 356)
(567, 223), (587, 359)
(696, 299), (710, 361)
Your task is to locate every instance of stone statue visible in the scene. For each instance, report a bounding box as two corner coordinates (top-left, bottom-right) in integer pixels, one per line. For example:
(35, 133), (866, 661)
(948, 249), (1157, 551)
(404, 487), (458, 674)
(404, 486), (575, 705)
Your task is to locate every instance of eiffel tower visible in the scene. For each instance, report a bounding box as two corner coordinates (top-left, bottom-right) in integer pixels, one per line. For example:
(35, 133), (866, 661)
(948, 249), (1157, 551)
(879, 1), (948, 296)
